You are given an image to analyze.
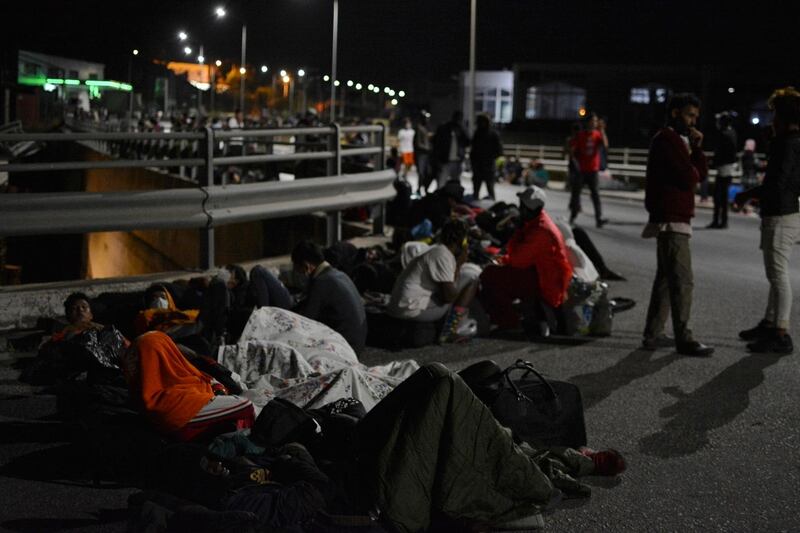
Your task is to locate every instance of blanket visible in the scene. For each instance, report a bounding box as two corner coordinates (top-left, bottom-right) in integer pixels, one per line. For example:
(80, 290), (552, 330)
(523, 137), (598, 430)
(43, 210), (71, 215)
(218, 307), (418, 413)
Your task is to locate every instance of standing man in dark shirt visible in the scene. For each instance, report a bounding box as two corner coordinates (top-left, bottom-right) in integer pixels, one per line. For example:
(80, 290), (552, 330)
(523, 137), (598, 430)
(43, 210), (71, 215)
(735, 87), (800, 354)
(641, 93), (714, 356)
(433, 111), (470, 188)
(414, 112), (433, 196)
(291, 240), (367, 354)
(709, 111), (738, 229)
(470, 113), (503, 200)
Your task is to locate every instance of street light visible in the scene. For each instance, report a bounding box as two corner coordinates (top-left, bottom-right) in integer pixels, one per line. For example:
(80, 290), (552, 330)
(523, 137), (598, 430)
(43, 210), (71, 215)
(398, 90), (405, 97)
(280, 69), (287, 77)
(323, 75), (330, 82)
(391, 98), (398, 106)
(347, 80), (353, 87)
(298, 69), (305, 78)
(330, 0), (339, 122)
(215, 6), (246, 113)
(132, 49), (139, 56)
(178, 31), (188, 41)
(355, 83), (362, 90)
(261, 65), (268, 73)
(184, 46), (192, 55)
(215, 60), (222, 67)
(198, 54), (205, 63)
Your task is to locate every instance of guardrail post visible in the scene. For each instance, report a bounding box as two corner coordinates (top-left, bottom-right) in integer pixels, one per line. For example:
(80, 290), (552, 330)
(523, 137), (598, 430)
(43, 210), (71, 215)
(200, 126), (215, 270)
(325, 123), (343, 245)
(372, 123), (387, 236)
(326, 211), (342, 246)
(623, 147), (629, 166)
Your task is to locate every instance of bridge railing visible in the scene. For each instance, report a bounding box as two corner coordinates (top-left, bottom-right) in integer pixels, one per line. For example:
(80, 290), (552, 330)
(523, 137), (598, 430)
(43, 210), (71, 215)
(0, 124), (390, 270)
(503, 143), (763, 185)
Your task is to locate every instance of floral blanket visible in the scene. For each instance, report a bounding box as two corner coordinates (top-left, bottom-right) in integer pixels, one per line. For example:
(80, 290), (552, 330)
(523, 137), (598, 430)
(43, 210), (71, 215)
(218, 307), (418, 413)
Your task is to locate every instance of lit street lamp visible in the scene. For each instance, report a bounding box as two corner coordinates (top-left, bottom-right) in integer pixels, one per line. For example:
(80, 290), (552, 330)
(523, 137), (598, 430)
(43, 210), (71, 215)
(215, 6), (246, 113)
(178, 31), (188, 41)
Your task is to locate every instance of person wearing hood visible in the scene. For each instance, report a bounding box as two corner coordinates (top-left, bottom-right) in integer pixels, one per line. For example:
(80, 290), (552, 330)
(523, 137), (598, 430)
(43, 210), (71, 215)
(479, 186), (573, 332)
(134, 284), (200, 338)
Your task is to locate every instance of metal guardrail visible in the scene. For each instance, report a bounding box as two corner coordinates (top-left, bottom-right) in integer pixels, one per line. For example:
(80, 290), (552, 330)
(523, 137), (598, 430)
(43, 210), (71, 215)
(0, 124), (389, 270)
(503, 143), (763, 183)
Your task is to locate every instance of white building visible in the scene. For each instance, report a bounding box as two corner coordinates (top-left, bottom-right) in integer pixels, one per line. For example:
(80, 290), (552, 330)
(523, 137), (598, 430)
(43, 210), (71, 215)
(459, 70), (514, 127)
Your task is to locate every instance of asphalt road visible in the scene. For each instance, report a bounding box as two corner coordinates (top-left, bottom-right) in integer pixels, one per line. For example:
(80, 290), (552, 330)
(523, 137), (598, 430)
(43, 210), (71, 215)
(1, 179), (798, 532)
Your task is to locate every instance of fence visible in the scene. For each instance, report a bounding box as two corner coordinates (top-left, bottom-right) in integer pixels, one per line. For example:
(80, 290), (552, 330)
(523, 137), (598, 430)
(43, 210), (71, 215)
(0, 124), (391, 270)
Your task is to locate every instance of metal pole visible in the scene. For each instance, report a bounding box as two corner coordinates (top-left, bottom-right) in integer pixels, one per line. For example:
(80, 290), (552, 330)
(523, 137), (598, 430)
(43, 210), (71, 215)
(373, 122), (387, 235)
(330, 0), (338, 123)
(201, 126), (216, 269)
(240, 24), (247, 113)
(468, 0), (477, 135)
(210, 64), (215, 114)
(128, 56), (134, 131)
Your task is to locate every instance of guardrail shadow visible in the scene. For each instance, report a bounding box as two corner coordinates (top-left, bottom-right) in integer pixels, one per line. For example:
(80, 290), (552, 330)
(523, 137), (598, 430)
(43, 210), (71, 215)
(638, 351), (789, 458)
(568, 348), (682, 410)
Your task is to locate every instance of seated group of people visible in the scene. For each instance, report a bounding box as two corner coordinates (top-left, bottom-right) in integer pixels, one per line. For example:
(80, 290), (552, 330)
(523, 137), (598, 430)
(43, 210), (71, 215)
(27, 188), (629, 530)
(37, 287), (624, 532)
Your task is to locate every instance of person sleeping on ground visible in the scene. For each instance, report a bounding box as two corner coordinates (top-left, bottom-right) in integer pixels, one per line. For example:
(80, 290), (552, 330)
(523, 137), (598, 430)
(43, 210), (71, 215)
(120, 330), (255, 442)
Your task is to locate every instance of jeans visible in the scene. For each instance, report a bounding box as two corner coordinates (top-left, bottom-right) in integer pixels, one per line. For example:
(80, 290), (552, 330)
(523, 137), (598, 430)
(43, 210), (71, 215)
(643, 232), (694, 343)
(569, 171), (602, 223)
(760, 213), (800, 329)
(712, 175), (732, 226)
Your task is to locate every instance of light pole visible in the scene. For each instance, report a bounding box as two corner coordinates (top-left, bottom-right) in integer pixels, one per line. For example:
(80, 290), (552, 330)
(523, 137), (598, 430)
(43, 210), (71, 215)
(330, 0), (338, 123)
(468, 0), (477, 134)
(215, 6), (246, 113)
(298, 69), (306, 114)
(128, 49), (138, 130)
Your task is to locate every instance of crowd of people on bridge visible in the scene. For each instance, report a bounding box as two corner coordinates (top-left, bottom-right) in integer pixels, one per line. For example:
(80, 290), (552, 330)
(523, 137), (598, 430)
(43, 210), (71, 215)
(14, 83), (800, 531)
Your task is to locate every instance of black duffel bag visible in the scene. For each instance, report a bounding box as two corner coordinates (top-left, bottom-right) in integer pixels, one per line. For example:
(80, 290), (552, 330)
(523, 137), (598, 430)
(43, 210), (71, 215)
(459, 359), (587, 449)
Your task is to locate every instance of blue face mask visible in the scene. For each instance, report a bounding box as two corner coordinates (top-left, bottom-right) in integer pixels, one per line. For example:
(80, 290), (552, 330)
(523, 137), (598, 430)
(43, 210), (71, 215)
(150, 297), (169, 310)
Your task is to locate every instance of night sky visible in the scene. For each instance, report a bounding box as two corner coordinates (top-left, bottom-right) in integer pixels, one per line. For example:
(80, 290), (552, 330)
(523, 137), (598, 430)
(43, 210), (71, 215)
(5, 0), (800, 88)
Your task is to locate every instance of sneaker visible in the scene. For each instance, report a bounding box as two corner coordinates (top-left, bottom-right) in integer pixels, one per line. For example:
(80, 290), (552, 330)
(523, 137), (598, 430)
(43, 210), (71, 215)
(641, 334), (674, 350)
(580, 447), (627, 476)
(596, 218), (609, 228)
(747, 333), (794, 354)
(739, 320), (773, 341)
(676, 340), (714, 356)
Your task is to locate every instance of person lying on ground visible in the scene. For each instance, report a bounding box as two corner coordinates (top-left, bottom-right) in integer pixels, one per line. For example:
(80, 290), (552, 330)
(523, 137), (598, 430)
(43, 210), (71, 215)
(291, 240), (368, 354)
(50, 291), (106, 342)
(120, 331), (254, 442)
(134, 284), (201, 338)
(387, 217), (479, 343)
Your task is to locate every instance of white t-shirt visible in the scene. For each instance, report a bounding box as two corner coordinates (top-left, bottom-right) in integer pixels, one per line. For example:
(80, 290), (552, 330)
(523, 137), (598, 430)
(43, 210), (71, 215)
(388, 244), (456, 318)
(397, 127), (416, 155)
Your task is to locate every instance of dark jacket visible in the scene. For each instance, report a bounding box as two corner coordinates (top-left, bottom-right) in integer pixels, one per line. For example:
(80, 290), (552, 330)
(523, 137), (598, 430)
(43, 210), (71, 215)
(295, 266), (367, 354)
(753, 131), (800, 217)
(644, 127), (708, 223)
(714, 128), (738, 167)
(432, 121), (470, 163)
(470, 128), (503, 174)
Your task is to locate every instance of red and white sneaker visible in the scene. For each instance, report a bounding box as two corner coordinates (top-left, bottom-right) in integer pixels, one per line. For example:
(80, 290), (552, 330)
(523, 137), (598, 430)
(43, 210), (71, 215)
(579, 447), (627, 476)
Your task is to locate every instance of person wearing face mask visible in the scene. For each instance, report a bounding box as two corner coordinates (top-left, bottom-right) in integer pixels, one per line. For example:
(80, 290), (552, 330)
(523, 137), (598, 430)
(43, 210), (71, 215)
(640, 93), (713, 356)
(291, 241), (367, 354)
(479, 186), (573, 334)
(134, 284), (201, 338)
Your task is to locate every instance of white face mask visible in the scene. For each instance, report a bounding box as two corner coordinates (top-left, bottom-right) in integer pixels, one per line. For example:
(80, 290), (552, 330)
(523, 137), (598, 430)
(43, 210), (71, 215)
(150, 297), (169, 310)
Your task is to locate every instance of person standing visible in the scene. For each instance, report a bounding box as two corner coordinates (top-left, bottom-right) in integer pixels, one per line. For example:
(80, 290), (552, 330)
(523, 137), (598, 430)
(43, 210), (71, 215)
(414, 112), (433, 195)
(735, 87), (800, 354)
(432, 111), (470, 188)
(708, 111), (738, 228)
(397, 118), (416, 178)
(641, 93), (714, 356)
(470, 113), (503, 200)
(569, 113), (609, 227)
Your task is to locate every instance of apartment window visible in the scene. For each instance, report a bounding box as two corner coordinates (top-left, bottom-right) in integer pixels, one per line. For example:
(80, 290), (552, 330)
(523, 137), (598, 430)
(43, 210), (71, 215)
(630, 87), (650, 104)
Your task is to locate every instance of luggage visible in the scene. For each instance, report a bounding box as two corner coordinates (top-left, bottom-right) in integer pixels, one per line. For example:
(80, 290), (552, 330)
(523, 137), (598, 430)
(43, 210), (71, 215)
(459, 359), (587, 449)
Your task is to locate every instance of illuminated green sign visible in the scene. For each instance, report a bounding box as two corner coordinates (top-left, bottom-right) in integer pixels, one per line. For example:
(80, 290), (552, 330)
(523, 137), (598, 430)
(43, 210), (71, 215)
(17, 75), (132, 92)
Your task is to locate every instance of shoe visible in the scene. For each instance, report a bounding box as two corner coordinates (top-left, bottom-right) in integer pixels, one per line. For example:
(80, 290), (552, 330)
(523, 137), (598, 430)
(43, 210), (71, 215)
(600, 269), (626, 281)
(739, 320), (773, 341)
(707, 222), (720, 229)
(491, 512), (545, 531)
(747, 333), (793, 354)
(580, 447), (627, 476)
(641, 334), (674, 350)
(676, 340), (714, 356)
(718, 223), (728, 229)
(438, 307), (470, 344)
(596, 218), (609, 228)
